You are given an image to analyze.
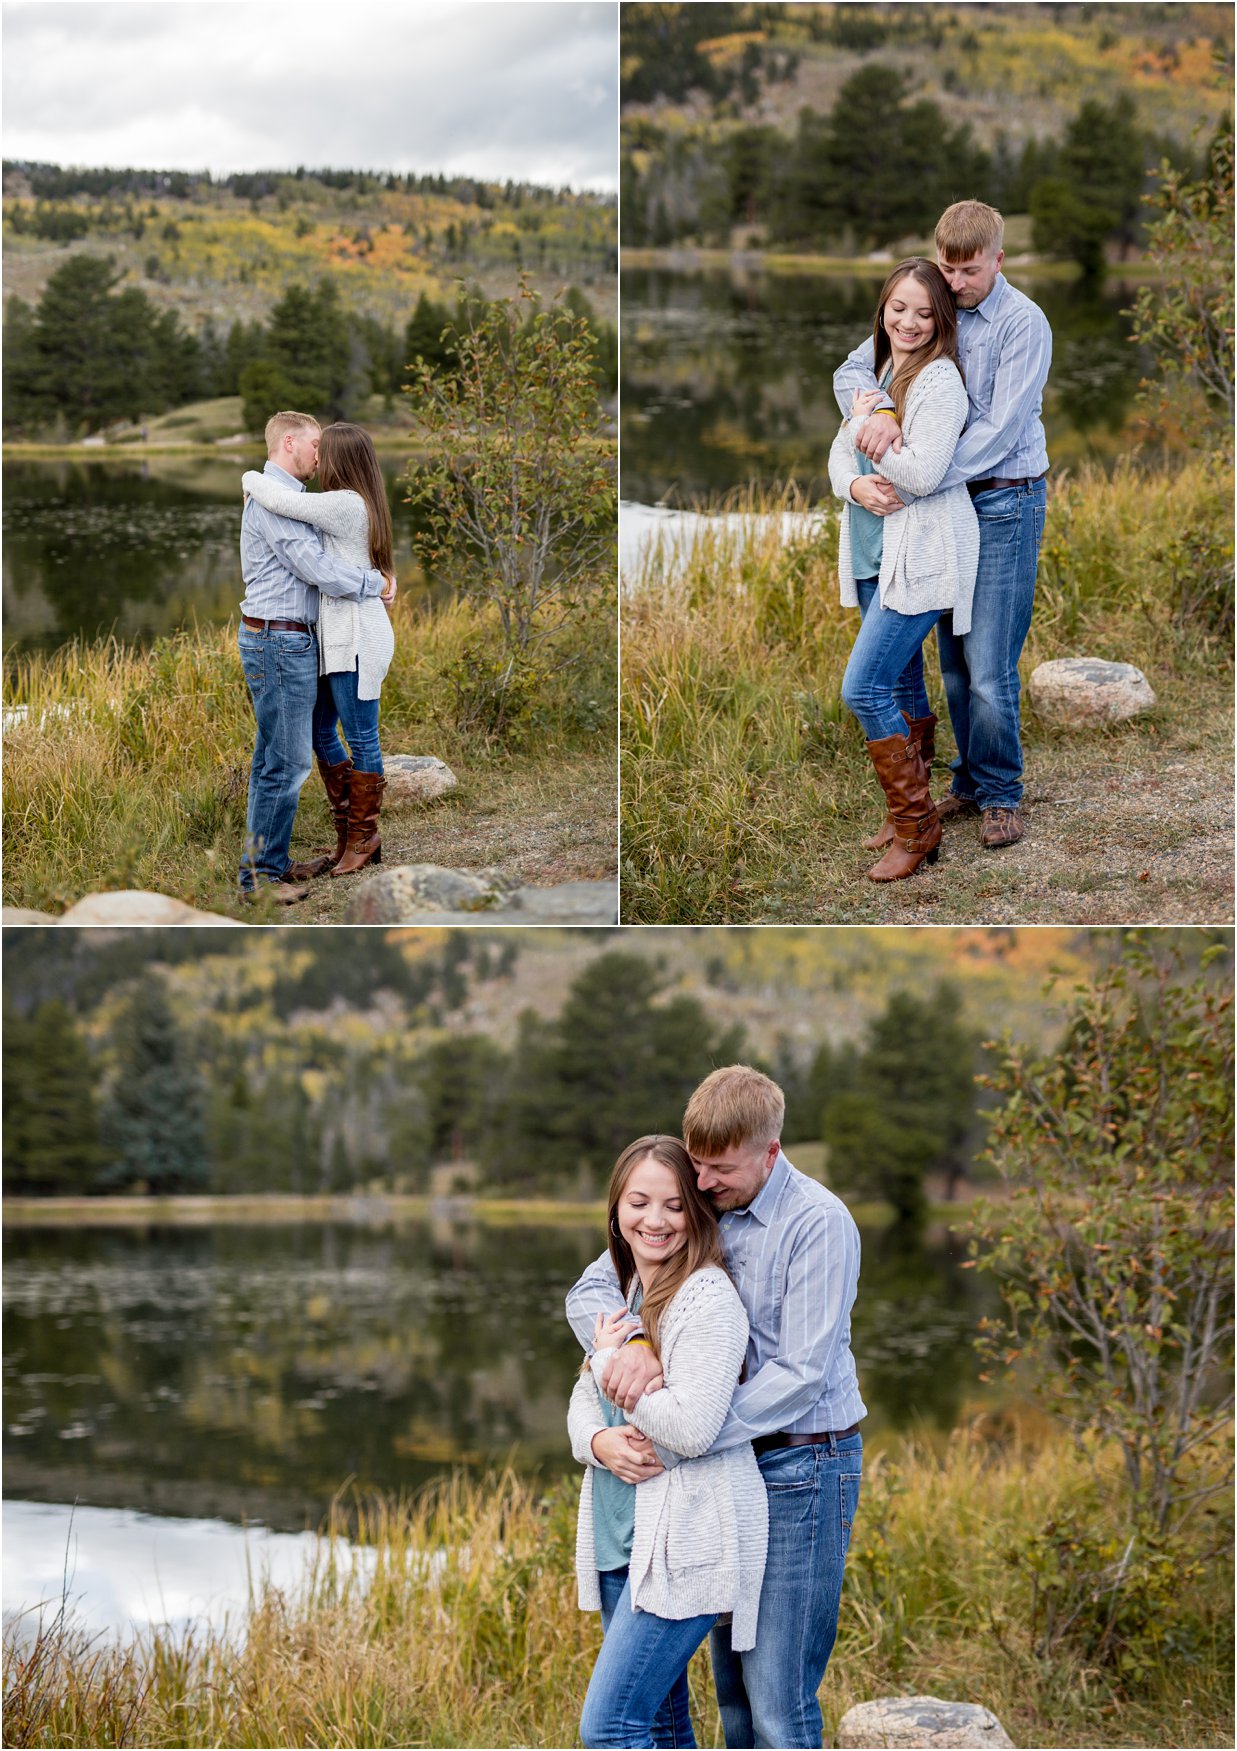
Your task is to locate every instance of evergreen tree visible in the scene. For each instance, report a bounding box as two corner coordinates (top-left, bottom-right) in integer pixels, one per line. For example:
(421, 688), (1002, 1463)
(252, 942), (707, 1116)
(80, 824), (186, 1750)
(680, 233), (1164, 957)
(2, 999), (105, 1195)
(100, 983), (209, 1193)
(1031, 94), (1148, 277)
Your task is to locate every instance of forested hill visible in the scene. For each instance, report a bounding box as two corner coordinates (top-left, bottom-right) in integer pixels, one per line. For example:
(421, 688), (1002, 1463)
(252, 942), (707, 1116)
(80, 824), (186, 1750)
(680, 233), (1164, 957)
(2, 162), (617, 328)
(620, 2), (1232, 258)
(5, 927), (1228, 1206)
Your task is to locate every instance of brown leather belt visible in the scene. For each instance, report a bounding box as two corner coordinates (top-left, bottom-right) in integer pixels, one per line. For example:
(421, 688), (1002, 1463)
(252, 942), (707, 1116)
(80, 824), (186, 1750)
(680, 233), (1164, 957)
(967, 472), (1047, 497)
(753, 1425), (860, 1458)
(242, 615), (312, 632)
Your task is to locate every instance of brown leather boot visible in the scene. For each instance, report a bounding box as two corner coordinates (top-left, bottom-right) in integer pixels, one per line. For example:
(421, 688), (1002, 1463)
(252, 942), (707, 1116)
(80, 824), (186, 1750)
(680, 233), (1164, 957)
(331, 770), (385, 876)
(864, 733), (941, 881)
(287, 757), (352, 880)
(862, 713), (937, 850)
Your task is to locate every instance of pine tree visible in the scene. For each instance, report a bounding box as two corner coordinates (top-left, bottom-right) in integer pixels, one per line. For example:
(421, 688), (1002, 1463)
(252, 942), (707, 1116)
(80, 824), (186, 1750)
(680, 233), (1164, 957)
(2, 999), (105, 1195)
(100, 983), (209, 1194)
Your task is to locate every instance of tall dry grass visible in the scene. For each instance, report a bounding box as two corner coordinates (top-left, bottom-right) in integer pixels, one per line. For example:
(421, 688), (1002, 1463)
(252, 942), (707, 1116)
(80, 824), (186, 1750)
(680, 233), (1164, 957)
(621, 459), (1234, 923)
(3, 1430), (1231, 1749)
(2, 592), (615, 915)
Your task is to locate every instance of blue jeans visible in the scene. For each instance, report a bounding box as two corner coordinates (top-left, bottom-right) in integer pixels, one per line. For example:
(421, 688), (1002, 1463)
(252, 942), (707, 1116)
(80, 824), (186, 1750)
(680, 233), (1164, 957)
(237, 623), (318, 889)
(841, 581), (938, 741)
(936, 479), (1046, 809)
(581, 1566), (715, 1748)
(312, 666), (383, 774)
(710, 1433), (862, 1749)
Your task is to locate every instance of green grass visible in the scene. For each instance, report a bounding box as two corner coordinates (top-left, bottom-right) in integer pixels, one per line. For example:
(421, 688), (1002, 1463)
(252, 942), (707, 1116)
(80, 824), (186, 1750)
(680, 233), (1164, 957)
(620, 458), (1234, 924)
(4, 1430), (1231, 1748)
(2, 590), (615, 920)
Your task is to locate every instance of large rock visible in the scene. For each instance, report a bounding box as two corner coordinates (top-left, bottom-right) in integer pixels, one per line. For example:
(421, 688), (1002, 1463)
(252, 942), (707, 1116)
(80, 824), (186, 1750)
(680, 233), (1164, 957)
(383, 755), (458, 806)
(1, 908), (56, 925)
(1028, 658), (1156, 727)
(344, 865), (617, 926)
(55, 892), (241, 927)
(838, 1697), (1014, 1750)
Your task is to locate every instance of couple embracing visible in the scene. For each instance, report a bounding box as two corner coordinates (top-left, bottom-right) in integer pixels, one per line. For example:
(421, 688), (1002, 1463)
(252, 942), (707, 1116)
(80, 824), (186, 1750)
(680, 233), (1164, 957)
(236, 410), (399, 903)
(830, 199), (1052, 880)
(566, 1065), (864, 1749)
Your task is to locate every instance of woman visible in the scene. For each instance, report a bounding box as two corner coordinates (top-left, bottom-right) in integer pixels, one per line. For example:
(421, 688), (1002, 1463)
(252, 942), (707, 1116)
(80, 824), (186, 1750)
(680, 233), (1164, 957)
(242, 422), (396, 875)
(828, 259), (979, 882)
(569, 1135), (767, 1750)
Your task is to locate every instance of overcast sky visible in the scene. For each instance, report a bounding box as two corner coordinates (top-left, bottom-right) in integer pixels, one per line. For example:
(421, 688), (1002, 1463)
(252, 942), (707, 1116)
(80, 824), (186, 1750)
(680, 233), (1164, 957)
(2, 1), (617, 190)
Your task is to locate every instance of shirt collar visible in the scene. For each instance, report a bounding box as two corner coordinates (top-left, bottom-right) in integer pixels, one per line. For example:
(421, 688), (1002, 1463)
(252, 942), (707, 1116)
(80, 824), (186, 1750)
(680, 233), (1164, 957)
(264, 461), (304, 491)
(732, 1148), (790, 1227)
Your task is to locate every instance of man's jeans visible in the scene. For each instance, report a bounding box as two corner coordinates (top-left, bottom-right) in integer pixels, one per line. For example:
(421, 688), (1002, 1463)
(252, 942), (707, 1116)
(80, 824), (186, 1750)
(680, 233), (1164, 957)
(312, 665), (383, 775)
(710, 1433), (862, 1750)
(842, 580), (938, 741)
(936, 479), (1047, 809)
(237, 623), (318, 889)
(581, 1565), (715, 1748)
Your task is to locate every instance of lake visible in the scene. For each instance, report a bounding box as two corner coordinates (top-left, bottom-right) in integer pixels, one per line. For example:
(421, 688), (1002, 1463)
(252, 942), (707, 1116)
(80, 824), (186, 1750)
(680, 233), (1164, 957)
(3, 1210), (993, 1532)
(621, 263), (1156, 506)
(1, 453), (444, 657)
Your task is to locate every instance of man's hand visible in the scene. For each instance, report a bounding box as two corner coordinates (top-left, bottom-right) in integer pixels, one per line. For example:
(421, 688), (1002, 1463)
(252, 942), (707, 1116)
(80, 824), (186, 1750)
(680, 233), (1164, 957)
(590, 1425), (665, 1483)
(601, 1343), (664, 1411)
(855, 417), (903, 461)
(380, 573), (398, 606)
(850, 476), (905, 517)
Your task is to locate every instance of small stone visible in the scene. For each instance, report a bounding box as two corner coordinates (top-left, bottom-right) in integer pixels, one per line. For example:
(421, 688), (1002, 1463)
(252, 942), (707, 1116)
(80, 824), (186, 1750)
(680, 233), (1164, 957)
(55, 892), (241, 927)
(1028, 658), (1157, 727)
(838, 1697), (1015, 1750)
(503, 881), (618, 925)
(382, 755), (458, 806)
(344, 864), (516, 924)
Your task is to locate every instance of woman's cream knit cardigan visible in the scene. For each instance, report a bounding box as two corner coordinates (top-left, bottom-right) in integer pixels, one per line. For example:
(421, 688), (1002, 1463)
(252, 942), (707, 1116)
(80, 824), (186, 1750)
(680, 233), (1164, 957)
(567, 1265), (769, 1651)
(828, 355), (980, 635)
(241, 472), (395, 700)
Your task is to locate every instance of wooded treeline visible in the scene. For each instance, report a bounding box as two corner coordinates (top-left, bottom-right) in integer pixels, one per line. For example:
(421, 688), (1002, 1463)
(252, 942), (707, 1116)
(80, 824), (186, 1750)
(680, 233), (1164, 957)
(3, 929), (991, 1219)
(620, 3), (1230, 271)
(2, 260), (617, 438)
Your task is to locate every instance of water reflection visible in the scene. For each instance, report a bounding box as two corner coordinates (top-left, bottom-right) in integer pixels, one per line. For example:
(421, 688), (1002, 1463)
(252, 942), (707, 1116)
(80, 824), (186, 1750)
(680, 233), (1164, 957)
(2, 455), (445, 656)
(621, 266), (1153, 504)
(3, 1215), (994, 1533)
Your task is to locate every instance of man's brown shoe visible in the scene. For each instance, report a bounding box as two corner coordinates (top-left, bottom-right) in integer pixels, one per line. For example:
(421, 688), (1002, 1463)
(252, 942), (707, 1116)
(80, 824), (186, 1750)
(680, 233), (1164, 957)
(240, 879), (309, 905)
(935, 791), (980, 824)
(981, 807), (1024, 849)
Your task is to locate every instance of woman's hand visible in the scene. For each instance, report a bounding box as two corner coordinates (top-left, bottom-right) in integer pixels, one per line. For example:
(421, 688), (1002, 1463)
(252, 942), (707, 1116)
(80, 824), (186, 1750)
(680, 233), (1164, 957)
(380, 573), (398, 606)
(850, 388), (882, 418)
(590, 1425), (665, 1483)
(594, 1309), (640, 1351)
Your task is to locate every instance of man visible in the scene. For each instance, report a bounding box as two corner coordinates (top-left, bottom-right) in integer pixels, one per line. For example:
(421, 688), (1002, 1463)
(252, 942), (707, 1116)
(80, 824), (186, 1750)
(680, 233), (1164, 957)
(237, 410), (394, 903)
(834, 200), (1052, 850)
(566, 1065), (864, 1750)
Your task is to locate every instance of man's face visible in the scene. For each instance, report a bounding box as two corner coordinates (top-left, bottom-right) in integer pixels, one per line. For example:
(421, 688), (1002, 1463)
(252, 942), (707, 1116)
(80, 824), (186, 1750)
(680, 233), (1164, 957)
(283, 424), (320, 482)
(937, 245), (1003, 309)
(689, 1137), (778, 1212)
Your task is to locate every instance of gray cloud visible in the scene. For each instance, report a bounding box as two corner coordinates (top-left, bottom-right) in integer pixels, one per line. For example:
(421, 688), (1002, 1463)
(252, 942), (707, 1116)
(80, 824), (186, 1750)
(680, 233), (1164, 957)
(2, 1), (618, 189)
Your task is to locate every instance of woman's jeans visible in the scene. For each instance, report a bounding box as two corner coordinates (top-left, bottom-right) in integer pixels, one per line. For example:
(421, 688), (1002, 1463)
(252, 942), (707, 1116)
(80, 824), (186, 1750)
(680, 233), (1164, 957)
(840, 579), (938, 742)
(237, 623), (318, 889)
(312, 664), (383, 774)
(936, 478), (1046, 809)
(710, 1433), (863, 1750)
(580, 1566), (715, 1749)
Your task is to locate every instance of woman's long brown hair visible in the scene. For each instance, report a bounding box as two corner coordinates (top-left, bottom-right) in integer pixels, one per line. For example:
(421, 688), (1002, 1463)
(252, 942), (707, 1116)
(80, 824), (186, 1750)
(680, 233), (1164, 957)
(871, 258), (963, 424)
(318, 421), (394, 579)
(605, 1135), (728, 1362)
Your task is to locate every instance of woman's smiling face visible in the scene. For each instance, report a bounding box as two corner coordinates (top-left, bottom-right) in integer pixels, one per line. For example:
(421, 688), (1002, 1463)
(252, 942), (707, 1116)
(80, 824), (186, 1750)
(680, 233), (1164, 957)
(883, 274), (937, 356)
(616, 1155), (689, 1272)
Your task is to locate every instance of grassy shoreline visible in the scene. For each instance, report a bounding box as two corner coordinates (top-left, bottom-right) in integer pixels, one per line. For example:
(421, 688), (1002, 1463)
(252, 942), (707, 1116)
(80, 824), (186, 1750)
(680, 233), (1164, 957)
(620, 245), (1163, 282)
(620, 458), (1234, 925)
(4, 1439), (1231, 1749)
(2, 585), (616, 919)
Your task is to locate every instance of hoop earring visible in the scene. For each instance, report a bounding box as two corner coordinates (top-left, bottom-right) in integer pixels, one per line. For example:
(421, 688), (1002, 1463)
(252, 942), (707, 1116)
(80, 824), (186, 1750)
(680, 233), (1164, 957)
(610, 1215), (620, 1237)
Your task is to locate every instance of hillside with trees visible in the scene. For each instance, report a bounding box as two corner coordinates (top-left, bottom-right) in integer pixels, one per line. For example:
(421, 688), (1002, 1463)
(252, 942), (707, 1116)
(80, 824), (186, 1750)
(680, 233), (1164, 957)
(620, 2), (1232, 267)
(1, 163), (617, 439)
(4, 927), (1228, 1209)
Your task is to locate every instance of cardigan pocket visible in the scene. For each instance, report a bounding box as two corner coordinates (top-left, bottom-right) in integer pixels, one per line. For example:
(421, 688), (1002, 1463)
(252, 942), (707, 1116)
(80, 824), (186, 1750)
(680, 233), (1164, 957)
(904, 518), (948, 580)
(666, 1486), (724, 1574)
